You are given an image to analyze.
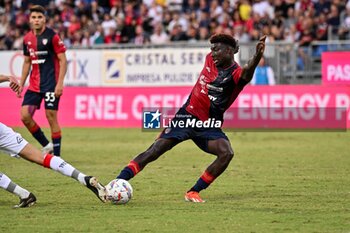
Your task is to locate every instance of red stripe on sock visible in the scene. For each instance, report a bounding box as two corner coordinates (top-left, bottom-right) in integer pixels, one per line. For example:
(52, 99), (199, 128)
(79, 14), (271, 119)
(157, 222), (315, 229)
(127, 160), (140, 175)
(29, 123), (39, 134)
(200, 171), (215, 184)
(52, 131), (61, 139)
(43, 154), (54, 168)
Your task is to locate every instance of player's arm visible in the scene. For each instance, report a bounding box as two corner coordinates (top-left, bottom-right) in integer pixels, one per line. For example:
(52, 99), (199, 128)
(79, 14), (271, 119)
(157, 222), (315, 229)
(55, 52), (67, 97)
(240, 35), (266, 83)
(18, 55), (31, 97)
(0, 74), (9, 83)
(0, 74), (20, 92)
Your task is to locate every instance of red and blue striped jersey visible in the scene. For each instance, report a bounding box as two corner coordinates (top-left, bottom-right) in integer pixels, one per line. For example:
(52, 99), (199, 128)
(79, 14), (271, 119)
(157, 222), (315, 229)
(184, 53), (246, 121)
(23, 27), (66, 93)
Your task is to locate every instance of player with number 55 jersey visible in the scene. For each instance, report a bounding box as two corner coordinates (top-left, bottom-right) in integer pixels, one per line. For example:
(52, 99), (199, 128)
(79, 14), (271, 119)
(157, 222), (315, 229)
(17, 5), (67, 157)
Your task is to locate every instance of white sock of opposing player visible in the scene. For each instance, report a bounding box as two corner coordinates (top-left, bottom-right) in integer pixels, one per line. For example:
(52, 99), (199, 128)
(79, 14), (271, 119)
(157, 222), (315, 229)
(0, 173), (30, 199)
(42, 154), (87, 186)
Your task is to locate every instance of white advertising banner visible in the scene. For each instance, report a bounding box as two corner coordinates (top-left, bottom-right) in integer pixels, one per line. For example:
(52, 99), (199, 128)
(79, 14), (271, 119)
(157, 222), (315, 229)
(100, 48), (210, 86)
(0, 48), (238, 87)
(0, 50), (101, 87)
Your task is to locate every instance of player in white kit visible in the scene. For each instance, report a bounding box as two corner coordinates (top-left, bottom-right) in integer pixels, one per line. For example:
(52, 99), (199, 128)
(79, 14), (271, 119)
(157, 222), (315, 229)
(0, 75), (107, 207)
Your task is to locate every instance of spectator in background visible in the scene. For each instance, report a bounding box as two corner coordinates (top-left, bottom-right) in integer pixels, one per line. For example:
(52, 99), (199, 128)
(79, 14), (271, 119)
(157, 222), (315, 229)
(338, 6), (350, 40)
(170, 24), (188, 41)
(198, 26), (209, 41)
(101, 13), (116, 37)
(251, 57), (276, 85)
(0, 11), (9, 38)
(239, 0), (252, 21)
(198, 0), (209, 13)
(150, 22), (169, 44)
(91, 24), (105, 44)
(132, 24), (150, 45)
(327, 4), (341, 37)
(147, 1), (163, 26)
(209, 0), (223, 22)
(12, 28), (23, 50)
(314, 12), (329, 56)
(80, 29), (93, 47)
(187, 24), (199, 43)
(314, 0), (331, 16)
(67, 14), (81, 35)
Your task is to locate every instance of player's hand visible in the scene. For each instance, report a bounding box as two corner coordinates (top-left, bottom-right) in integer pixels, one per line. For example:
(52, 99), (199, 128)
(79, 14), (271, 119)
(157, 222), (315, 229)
(8, 76), (20, 93)
(9, 76), (19, 89)
(256, 35), (266, 57)
(55, 83), (63, 97)
(16, 85), (23, 98)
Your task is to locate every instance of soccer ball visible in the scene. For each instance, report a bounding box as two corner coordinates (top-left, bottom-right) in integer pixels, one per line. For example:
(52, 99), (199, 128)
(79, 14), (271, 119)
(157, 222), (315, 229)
(105, 179), (133, 205)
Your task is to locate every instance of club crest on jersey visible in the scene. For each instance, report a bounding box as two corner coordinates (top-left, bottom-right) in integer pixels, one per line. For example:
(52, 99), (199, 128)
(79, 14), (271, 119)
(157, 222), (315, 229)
(42, 38), (48, 45)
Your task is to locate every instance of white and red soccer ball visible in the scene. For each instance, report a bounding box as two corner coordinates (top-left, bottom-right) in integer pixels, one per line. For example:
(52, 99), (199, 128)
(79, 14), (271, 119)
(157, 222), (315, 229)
(106, 179), (133, 205)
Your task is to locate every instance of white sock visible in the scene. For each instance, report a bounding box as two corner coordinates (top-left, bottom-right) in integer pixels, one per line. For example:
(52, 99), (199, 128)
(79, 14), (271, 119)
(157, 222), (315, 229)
(0, 173), (11, 189)
(0, 173), (30, 198)
(49, 156), (87, 185)
(13, 186), (30, 199)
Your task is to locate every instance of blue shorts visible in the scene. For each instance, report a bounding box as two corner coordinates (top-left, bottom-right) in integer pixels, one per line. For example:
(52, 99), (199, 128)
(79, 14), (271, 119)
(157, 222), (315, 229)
(22, 90), (60, 110)
(159, 108), (229, 153)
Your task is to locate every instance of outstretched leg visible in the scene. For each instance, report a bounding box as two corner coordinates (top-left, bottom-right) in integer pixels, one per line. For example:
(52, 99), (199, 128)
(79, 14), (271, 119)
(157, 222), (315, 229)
(18, 143), (107, 202)
(186, 138), (234, 202)
(117, 138), (178, 180)
(0, 122), (106, 203)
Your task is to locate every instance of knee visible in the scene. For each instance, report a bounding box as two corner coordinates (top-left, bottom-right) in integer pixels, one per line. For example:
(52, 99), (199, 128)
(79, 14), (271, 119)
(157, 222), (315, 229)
(20, 111), (32, 124)
(149, 144), (166, 157)
(219, 150), (234, 164)
(146, 140), (172, 159)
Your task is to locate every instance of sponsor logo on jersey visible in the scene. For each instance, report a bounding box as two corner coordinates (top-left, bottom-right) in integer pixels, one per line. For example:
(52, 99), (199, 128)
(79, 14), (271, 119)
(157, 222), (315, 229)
(32, 59), (46, 64)
(208, 95), (217, 101)
(16, 136), (23, 144)
(35, 51), (48, 55)
(207, 84), (223, 92)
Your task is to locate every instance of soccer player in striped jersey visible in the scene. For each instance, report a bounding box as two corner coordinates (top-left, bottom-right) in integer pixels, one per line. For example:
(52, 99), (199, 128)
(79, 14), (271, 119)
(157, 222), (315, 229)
(17, 5), (67, 156)
(116, 34), (266, 202)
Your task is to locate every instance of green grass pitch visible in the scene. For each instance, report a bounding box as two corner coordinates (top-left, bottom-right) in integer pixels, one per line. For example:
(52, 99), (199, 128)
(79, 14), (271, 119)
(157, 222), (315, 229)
(0, 128), (349, 233)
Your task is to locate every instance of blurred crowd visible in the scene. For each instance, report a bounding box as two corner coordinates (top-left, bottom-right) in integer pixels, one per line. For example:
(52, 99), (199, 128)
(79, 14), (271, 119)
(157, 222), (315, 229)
(0, 0), (350, 50)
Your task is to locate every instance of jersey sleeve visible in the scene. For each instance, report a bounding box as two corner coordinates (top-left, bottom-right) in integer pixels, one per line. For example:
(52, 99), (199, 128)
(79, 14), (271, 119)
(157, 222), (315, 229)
(232, 66), (246, 86)
(52, 34), (66, 54)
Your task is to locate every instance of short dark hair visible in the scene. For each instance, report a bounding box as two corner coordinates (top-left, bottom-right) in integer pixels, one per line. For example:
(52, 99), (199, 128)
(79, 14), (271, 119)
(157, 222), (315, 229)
(209, 33), (237, 49)
(29, 5), (46, 15)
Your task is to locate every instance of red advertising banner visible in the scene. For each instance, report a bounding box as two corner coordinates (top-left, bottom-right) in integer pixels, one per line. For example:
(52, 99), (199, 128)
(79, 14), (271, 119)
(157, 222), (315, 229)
(0, 86), (349, 129)
(322, 52), (350, 85)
